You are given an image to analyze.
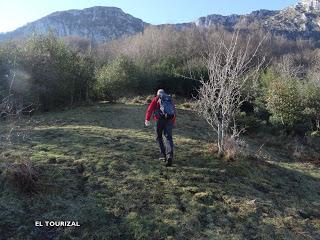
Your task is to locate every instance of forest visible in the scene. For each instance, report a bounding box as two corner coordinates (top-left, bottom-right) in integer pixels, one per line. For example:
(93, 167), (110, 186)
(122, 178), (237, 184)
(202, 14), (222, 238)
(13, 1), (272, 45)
(1, 27), (320, 137)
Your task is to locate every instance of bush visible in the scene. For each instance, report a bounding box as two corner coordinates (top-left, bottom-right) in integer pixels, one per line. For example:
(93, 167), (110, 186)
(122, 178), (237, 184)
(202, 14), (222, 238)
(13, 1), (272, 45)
(236, 112), (265, 132)
(303, 81), (320, 131)
(0, 42), (25, 107)
(151, 57), (202, 97)
(289, 140), (320, 166)
(0, 34), (96, 111)
(266, 77), (304, 128)
(259, 68), (320, 134)
(2, 160), (38, 193)
(95, 56), (139, 101)
(254, 71), (274, 123)
(223, 136), (247, 161)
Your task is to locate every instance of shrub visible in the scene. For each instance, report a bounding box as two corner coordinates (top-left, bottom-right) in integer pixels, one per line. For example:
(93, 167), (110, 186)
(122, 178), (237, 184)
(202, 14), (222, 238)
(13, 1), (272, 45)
(223, 136), (247, 161)
(254, 72), (272, 122)
(22, 34), (95, 110)
(266, 77), (304, 128)
(236, 112), (265, 132)
(289, 140), (320, 166)
(2, 160), (38, 193)
(261, 68), (320, 134)
(303, 81), (320, 131)
(95, 56), (139, 101)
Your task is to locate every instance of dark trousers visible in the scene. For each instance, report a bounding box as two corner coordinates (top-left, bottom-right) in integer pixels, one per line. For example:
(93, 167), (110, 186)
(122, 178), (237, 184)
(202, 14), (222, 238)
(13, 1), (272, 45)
(155, 118), (174, 159)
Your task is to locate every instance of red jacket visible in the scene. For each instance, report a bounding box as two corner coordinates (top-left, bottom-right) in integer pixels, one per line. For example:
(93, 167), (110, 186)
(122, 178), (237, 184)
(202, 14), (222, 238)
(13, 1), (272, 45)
(145, 96), (176, 123)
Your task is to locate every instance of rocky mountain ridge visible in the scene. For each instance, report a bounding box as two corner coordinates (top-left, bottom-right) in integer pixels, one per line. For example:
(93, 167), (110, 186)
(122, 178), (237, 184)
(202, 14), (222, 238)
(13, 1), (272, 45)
(194, 0), (320, 39)
(0, 6), (146, 43)
(1, 1), (320, 43)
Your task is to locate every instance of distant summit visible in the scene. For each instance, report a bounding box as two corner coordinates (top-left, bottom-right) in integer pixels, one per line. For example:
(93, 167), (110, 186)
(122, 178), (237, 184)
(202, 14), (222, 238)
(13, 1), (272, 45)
(1, 3), (320, 43)
(0, 6), (147, 43)
(192, 0), (320, 40)
(298, 0), (320, 11)
(262, 0), (320, 37)
(194, 10), (278, 29)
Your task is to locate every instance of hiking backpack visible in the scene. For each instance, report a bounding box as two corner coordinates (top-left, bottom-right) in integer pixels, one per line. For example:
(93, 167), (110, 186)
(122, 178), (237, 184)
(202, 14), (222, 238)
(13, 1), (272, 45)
(158, 93), (175, 119)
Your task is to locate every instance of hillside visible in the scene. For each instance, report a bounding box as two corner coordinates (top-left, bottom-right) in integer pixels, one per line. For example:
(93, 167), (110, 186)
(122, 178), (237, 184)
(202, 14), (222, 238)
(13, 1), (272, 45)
(193, 0), (320, 40)
(0, 103), (319, 239)
(0, 6), (146, 43)
(2, 1), (320, 43)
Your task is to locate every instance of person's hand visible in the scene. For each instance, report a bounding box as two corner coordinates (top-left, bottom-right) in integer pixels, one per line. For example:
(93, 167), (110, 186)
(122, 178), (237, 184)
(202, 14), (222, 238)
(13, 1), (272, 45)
(145, 120), (151, 127)
(172, 120), (176, 128)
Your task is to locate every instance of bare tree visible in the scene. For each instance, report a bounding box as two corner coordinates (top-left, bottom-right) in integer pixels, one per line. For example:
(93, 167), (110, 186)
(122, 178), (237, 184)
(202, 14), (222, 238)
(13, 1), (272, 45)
(307, 49), (320, 84)
(272, 54), (303, 79)
(0, 52), (35, 144)
(195, 31), (265, 155)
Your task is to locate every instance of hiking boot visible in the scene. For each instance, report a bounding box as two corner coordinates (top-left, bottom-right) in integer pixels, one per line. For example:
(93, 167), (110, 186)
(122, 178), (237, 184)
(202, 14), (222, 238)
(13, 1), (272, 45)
(165, 157), (172, 167)
(159, 156), (166, 162)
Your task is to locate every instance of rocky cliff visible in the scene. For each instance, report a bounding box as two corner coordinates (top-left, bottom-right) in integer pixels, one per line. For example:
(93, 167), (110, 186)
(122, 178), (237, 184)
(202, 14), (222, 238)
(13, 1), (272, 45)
(194, 0), (320, 39)
(0, 6), (147, 43)
(2, 1), (320, 43)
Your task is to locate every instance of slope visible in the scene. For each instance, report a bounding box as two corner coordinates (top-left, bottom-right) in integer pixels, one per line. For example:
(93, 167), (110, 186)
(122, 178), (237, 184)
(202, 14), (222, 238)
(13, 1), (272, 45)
(0, 103), (319, 239)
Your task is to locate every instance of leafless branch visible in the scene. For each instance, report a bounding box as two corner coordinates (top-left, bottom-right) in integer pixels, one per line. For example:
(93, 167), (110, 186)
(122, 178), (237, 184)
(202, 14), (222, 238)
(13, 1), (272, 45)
(194, 31), (265, 155)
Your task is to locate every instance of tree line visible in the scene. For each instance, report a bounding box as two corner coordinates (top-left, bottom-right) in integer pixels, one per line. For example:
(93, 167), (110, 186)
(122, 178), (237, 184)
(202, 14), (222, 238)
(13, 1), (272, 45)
(0, 26), (319, 138)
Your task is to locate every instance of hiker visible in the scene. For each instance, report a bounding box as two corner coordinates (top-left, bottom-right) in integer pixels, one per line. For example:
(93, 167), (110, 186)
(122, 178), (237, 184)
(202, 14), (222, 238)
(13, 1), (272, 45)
(145, 89), (176, 167)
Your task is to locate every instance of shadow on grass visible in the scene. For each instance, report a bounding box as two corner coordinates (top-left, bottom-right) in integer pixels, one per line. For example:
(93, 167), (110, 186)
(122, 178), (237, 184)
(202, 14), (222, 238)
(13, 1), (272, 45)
(19, 124), (320, 239)
(34, 103), (211, 142)
(0, 157), (135, 240)
(2, 103), (318, 239)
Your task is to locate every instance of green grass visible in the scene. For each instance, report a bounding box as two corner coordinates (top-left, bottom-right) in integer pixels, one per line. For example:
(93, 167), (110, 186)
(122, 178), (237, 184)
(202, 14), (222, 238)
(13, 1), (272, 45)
(0, 103), (319, 239)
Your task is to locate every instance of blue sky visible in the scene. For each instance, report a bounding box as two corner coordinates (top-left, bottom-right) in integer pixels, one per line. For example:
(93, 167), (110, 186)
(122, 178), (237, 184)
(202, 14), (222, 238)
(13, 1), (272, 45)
(1, 0), (298, 33)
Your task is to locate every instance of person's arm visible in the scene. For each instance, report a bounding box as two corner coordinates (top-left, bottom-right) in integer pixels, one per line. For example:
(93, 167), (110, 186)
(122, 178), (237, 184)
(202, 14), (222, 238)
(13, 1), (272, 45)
(145, 97), (158, 121)
(172, 99), (177, 126)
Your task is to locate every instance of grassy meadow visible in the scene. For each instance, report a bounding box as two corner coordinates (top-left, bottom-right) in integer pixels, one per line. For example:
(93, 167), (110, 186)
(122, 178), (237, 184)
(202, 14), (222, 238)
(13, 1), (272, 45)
(0, 102), (319, 239)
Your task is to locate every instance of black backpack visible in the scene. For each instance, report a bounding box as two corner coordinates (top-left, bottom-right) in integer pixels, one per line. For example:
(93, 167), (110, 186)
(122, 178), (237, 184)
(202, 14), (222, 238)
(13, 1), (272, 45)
(158, 93), (175, 119)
